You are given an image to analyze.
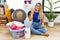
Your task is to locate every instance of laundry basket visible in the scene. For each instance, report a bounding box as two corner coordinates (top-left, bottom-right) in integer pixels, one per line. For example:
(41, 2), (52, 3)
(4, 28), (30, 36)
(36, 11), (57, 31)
(6, 21), (25, 38)
(8, 26), (25, 39)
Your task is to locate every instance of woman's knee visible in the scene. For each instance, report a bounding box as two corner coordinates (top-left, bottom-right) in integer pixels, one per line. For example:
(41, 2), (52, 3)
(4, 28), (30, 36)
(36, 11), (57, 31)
(43, 28), (47, 33)
(30, 27), (42, 35)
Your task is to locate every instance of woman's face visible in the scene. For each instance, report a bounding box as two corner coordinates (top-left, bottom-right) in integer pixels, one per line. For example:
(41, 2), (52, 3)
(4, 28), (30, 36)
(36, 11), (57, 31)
(0, 7), (4, 15)
(35, 3), (41, 11)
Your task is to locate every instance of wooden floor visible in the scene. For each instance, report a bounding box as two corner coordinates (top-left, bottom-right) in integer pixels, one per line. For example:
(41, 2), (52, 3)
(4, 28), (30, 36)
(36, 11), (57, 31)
(0, 24), (60, 40)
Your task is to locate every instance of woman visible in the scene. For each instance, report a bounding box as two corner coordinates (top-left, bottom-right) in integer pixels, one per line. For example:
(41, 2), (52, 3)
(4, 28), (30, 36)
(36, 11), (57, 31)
(29, 3), (49, 37)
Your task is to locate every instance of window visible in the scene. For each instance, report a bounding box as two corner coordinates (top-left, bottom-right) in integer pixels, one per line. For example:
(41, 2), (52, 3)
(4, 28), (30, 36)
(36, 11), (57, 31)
(43, 0), (60, 13)
(0, 0), (5, 5)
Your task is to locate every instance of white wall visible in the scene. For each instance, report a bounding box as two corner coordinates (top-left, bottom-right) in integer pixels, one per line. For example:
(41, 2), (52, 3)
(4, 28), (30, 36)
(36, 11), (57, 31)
(6, 0), (60, 23)
(6, 0), (24, 10)
(24, 0), (42, 14)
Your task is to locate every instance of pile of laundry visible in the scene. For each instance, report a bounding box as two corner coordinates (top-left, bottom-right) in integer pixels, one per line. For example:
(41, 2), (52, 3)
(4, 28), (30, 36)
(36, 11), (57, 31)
(6, 21), (25, 30)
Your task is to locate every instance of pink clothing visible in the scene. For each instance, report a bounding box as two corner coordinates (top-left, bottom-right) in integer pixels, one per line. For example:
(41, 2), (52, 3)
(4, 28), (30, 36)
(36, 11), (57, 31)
(10, 23), (25, 30)
(6, 21), (25, 30)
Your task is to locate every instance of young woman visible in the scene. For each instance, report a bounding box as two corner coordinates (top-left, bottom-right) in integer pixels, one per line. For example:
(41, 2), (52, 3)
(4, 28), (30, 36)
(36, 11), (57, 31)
(29, 3), (49, 37)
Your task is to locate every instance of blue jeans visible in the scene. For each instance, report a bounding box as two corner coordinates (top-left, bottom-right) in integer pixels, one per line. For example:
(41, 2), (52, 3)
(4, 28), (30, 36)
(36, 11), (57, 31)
(30, 22), (46, 35)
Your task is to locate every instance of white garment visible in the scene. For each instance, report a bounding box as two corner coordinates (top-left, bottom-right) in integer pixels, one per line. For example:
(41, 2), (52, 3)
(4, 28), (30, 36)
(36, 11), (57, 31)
(24, 17), (32, 27)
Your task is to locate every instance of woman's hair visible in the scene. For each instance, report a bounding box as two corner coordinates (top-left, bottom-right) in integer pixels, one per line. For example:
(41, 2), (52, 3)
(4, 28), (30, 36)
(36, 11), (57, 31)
(35, 3), (43, 14)
(0, 5), (4, 7)
(28, 11), (31, 17)
(35, 3), (43, 20)
(35, 2), (43, 12)
(35, 3), (41, 6)
(0, 5), (5, 14)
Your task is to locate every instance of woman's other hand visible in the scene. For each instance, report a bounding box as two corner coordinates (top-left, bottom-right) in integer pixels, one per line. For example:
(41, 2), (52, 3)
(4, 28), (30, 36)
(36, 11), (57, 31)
(31, 8), (35, 13)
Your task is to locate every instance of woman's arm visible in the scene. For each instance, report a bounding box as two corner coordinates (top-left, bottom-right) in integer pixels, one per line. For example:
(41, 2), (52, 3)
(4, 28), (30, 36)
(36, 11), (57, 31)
(41, 15), (44, 26)
(39, 10), (45, 26)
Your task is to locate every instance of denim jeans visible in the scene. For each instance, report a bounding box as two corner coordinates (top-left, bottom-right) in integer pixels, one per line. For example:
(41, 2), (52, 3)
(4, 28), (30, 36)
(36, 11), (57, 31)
(30, 22), (46, 35)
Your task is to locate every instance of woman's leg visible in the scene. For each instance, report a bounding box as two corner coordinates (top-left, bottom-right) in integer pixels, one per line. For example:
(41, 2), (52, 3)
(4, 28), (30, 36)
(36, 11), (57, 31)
(30, 25), (49, 36)
(30, 24), (43, 35)
(30, 23), (49, 36)
(37, 24), (49, 36)
(37, 28), (46, 33)
(37, 25), (46, 33)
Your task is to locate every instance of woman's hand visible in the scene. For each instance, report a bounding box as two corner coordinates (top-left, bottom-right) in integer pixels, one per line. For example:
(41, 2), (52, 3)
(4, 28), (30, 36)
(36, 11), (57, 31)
(31, 8), (35, 13)
(41, 23), (45, 27)
(40, 14), (45, 27)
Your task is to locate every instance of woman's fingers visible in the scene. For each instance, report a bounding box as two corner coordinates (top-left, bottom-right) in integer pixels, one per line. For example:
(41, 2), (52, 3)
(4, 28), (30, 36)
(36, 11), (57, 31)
(31, 8), (35, 13)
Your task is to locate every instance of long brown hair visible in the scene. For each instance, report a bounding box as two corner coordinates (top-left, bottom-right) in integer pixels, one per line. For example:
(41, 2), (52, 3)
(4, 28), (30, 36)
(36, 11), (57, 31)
(35, 3), (43, 12)
(35, 3), (43, 20)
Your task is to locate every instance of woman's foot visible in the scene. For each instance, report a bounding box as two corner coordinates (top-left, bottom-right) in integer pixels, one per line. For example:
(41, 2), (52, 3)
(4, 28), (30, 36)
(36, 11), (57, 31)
(41, 33), (49, 37)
